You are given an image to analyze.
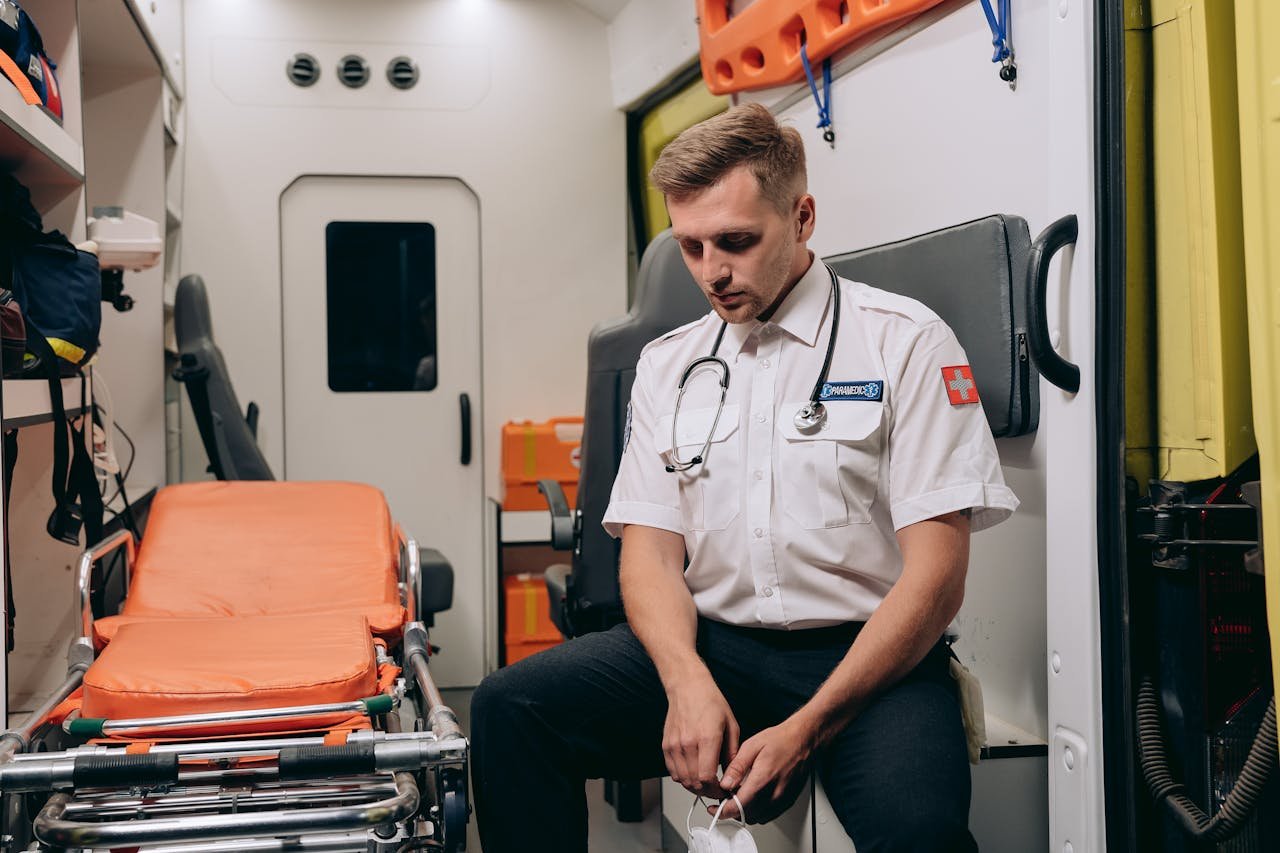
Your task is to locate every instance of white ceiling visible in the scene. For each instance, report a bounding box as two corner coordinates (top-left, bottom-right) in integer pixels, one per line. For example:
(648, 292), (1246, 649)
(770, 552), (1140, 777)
(567, 0), (630, 23)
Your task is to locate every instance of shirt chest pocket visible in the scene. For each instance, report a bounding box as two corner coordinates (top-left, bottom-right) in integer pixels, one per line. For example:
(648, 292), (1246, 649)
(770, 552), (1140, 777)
(778, 402), (884, 529)
(656, 404), (741, 531)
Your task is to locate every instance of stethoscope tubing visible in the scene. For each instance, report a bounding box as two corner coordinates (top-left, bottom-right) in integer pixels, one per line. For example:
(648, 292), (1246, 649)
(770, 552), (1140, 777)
(666, 265), (841, 474)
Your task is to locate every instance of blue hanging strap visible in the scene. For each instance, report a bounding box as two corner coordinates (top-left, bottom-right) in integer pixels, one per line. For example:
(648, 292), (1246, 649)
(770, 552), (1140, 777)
(978, 0), (1017, 85)
(799, 43), (835, 148)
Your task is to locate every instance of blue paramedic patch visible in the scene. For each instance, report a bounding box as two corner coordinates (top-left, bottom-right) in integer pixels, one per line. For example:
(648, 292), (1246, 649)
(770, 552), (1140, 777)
(818, 380), (884, 402)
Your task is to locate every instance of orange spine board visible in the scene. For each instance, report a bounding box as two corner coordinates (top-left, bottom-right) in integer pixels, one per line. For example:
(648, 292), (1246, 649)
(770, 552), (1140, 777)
(697, 0), (949, 95)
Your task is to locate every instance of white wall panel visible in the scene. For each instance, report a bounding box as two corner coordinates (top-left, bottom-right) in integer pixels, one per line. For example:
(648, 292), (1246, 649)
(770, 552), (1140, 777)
(606, 0), (700, 108)
(180, 0), (628, 504)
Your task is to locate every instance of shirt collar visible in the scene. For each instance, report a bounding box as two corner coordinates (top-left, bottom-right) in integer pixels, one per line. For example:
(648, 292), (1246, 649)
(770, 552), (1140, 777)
(721, 255), (831, 355)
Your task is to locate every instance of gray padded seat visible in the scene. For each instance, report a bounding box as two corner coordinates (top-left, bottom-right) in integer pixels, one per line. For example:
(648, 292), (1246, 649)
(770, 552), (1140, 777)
(824, 214), (1039, 437)
(173, 274), (275, 481)
(544, 230), (708, 636)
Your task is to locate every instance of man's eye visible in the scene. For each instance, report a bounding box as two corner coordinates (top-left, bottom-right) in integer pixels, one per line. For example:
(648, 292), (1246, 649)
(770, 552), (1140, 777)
(721, 236), (755, 251)
(681, 242), (702, 255)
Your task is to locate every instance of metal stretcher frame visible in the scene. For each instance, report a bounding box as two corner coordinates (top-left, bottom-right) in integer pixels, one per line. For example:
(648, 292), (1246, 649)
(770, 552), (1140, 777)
(0, 523), (469, 852)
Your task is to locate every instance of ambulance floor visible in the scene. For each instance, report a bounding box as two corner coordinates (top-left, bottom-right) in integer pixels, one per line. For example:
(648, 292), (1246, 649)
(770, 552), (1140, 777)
(442, 687), (665, 852)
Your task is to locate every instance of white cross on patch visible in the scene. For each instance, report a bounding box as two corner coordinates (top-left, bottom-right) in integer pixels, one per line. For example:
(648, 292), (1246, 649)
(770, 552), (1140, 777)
(942, 365), (979, 405)
(948, 369), (974, 401)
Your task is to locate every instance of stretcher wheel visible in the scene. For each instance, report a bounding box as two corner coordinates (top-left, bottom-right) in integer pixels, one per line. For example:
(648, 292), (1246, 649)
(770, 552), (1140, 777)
(440, 767), (469, 852)
(2, 793), (32, 851)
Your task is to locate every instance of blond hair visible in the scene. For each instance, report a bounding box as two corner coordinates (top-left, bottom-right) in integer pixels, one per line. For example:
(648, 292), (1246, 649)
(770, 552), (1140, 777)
(649, 102), (807, 215)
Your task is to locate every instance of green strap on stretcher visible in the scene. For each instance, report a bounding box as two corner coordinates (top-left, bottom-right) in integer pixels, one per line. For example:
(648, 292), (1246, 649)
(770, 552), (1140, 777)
(67, 717), (106, 738)
(361, 695), (395, 715)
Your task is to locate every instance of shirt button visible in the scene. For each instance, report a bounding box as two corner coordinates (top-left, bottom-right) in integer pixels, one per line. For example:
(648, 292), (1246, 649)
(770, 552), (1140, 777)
(760, 359), (771, 369)
(762, 586), (774, 598)
(753, 527), (763, 538)
(755, 413), (766, 423)
(753, 470), (763, 481)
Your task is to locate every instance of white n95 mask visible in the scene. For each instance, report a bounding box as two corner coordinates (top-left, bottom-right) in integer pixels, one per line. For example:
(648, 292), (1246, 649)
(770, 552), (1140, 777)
(686, 794), (758, 853)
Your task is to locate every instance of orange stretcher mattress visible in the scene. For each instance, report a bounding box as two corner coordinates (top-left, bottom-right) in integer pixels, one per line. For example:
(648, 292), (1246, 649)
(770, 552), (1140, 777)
(93, 481), (406, 646)
(82, 612), (378, 722)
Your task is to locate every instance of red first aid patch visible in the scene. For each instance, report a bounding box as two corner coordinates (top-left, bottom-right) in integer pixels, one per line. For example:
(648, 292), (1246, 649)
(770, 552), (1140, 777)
(941, 365), (980, 405)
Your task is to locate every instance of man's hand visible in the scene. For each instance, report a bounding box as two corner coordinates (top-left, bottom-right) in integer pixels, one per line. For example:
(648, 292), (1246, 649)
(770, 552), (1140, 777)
(664, 674), (740, 799)
(715, 713), (818, 823)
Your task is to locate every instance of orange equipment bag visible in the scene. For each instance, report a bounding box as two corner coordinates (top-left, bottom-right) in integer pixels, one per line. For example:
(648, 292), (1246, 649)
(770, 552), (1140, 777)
(501, 418), (583, 511)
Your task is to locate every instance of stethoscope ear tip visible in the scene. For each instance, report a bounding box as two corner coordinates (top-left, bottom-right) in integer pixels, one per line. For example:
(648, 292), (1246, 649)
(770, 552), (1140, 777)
(664, 464), (676, 473)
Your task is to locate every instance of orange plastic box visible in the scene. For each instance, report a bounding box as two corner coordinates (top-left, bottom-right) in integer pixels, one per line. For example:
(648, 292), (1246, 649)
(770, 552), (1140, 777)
(503, 573), (562, 665)
(501, 418), (583, 511)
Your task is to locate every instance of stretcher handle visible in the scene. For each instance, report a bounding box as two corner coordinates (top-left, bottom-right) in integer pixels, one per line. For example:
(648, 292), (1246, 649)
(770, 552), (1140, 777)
(73, 753), (179, 789)
(278, 743), (376, 781)
(77, 529), (137, 640)
(34, 771), (420, 848)
(1025, 214), (1081, 394)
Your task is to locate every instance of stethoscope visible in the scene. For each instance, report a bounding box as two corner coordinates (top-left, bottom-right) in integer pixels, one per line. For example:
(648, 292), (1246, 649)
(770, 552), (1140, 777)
(665, 264), (841, 473)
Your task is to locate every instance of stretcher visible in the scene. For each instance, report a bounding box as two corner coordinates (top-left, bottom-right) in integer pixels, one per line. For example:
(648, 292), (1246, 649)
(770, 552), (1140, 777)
(0, 481), (468, 852)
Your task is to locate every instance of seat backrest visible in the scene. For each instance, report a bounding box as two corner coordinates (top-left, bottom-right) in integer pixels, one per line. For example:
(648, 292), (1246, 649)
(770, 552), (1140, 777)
(173, 274), (275, 480)
(570, 230), (707, 625)
(824, 214), (1039, 437)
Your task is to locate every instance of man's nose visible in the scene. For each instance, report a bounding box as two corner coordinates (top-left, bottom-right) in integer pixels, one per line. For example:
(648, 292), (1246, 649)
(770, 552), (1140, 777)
(701, 250), (730, 288)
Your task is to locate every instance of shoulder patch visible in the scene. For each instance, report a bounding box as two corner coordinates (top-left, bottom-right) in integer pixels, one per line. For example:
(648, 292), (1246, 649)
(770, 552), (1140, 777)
(941, 365), (980, 405)
(622, 401), (633, 452)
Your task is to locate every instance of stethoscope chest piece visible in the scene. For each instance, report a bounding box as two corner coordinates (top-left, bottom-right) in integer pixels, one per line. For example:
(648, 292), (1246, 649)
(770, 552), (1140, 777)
(793, 401), (827, 434)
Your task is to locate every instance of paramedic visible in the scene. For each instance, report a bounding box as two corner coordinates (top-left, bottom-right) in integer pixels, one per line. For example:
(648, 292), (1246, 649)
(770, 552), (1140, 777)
(471, 103), (1018, 852)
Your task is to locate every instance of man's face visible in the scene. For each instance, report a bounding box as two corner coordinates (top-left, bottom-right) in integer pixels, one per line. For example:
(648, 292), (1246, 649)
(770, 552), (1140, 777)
(667, 165), (813, 323)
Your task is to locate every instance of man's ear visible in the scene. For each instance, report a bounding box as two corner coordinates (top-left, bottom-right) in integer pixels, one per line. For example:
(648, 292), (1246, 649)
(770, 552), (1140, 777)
(796, 195), (816, 240)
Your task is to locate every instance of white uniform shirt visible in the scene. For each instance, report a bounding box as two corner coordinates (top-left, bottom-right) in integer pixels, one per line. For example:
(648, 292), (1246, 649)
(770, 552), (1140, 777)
(602, 257), (1019, 629)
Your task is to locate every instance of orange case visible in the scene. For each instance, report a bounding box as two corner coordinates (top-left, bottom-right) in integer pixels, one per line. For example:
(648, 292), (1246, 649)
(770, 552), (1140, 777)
(503, 574), (562, 664)
(696, 0), (948, 94)
(501, 418), (583, 511)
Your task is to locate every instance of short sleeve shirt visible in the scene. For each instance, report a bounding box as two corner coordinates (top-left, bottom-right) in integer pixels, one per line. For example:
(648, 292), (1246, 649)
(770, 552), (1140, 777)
(602, 257), (1019, 629)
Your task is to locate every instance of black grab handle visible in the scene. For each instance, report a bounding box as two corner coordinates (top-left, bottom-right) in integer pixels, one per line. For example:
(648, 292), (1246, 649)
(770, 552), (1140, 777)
(1026, 214), (1081, 394)
(459, 393), (472, 466)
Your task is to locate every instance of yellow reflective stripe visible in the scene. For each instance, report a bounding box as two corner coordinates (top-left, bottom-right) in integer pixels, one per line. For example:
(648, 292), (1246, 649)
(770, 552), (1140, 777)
(524, 581), (537, 636)
(46, 338), (85, 364)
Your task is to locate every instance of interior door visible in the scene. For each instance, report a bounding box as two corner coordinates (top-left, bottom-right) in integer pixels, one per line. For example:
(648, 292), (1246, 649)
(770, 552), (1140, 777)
(281, 175), (484, 687)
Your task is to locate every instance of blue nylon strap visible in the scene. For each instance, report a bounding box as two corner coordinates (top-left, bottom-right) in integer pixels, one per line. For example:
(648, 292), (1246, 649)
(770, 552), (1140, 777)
(979, 0), (1012, 62)
(799, 43), (833, 143)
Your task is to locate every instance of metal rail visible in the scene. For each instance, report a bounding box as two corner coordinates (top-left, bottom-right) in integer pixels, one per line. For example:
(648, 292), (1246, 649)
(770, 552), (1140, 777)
(404, 622), (464, 741)
(34, 771), (419, 848)
(65, 694), (394, 737)
(76, 529), (137, 640)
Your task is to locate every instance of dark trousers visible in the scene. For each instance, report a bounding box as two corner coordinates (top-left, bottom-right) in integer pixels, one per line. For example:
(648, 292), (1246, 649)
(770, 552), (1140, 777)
(471, 619), (977, 852)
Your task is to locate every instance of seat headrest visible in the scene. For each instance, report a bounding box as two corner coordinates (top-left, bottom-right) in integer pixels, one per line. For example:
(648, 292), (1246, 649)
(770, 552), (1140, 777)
(633, 230), (709, 329)
(174, 274), (215, 351)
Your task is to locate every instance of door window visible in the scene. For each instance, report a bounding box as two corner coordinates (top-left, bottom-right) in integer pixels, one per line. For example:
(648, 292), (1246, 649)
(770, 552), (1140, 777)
(325, 221), (437, 392)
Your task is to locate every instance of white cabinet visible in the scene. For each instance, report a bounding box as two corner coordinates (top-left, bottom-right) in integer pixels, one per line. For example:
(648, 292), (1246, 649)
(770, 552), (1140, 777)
(128, 0), (185, 95)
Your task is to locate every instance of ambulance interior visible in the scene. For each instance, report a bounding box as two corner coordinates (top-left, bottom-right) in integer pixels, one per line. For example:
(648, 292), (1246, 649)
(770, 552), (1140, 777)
(0, 0), (1275, 851)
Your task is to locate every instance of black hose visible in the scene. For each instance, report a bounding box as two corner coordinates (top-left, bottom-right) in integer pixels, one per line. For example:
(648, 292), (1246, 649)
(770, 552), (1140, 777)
(1137, 674), (1277, 842)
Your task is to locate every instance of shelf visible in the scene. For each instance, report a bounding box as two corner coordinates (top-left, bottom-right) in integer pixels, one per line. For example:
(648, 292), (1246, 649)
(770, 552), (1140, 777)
(2, 374), (92, 429)
(982, 713), (1048, 760)
(0, 75), (84, 186)
(501, 510), (553, 544)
